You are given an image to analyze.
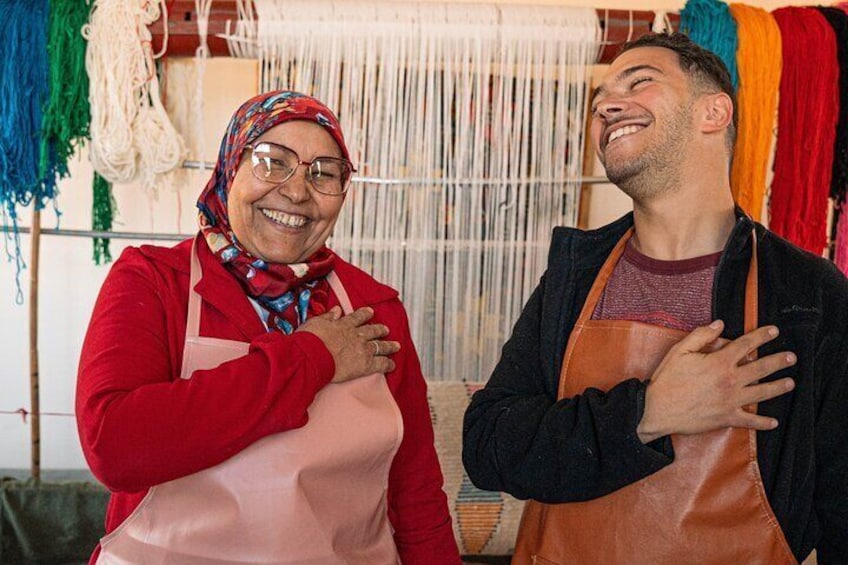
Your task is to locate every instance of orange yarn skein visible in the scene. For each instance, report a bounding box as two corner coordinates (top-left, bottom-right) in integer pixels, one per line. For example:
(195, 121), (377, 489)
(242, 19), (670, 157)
(728, 4), (781, 222)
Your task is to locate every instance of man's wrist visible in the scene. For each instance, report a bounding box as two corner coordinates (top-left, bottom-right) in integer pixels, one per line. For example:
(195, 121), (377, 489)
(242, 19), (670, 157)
(636, 382), (665, 444)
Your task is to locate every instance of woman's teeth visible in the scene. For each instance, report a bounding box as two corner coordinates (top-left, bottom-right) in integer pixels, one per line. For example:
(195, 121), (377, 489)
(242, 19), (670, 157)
(261, 208), (307, 227)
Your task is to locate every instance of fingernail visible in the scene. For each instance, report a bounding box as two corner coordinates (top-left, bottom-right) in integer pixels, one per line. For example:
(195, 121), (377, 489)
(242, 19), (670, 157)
(768, 326), (779, 337)
(786, 352), (796, 364)
(710, 320), (722, 329)
(785, 378), (795, 391)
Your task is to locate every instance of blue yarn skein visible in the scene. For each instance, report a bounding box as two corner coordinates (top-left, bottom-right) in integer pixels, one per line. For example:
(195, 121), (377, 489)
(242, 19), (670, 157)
(680, 0), (740, 90)
(0, 0), (57, 303)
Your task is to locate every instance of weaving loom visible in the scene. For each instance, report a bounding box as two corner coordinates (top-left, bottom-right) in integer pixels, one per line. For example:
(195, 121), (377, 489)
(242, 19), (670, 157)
(201, 1), (602, 383)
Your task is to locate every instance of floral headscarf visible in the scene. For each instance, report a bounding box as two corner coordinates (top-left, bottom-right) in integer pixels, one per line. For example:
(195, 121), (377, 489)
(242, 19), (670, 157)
(197, 91), (351, 334)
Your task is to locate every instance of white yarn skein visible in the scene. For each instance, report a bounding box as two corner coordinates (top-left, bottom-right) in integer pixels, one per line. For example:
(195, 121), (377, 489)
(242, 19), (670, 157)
(84, 0), (184, 189)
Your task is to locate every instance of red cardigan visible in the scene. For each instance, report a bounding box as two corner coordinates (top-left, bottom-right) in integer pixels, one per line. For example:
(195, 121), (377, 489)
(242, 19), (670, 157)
(76, 237), (460, 564)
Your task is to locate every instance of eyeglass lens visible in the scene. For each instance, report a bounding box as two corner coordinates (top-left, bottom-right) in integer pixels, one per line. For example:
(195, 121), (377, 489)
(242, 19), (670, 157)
(252, 143), (350, 195)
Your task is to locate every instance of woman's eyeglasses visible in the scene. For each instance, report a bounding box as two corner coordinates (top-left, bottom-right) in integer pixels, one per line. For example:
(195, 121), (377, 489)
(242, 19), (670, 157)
(245, 141), (356, 196)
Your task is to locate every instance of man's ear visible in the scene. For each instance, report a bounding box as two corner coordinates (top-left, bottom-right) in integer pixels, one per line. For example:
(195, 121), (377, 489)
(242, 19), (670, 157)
(701, 92), (733, 134)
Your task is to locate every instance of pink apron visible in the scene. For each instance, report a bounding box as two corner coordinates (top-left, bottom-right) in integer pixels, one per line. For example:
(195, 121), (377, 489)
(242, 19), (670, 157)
(96, 243), (404, 564)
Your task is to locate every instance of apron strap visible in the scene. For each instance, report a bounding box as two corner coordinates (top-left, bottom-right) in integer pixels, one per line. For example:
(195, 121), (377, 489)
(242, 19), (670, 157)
(743, 229), (758, 335)
(326, 271), (354, 316)
(574, 227), (634, 325)
(186, 237), (204, 339)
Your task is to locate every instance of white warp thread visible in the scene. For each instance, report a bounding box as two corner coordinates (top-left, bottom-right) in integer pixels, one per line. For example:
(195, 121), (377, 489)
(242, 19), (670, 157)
(653, 10), (674, 33)
(225, 0), (258, 58)
(238, 1), (598, 382)
(159, 1), (211, 230)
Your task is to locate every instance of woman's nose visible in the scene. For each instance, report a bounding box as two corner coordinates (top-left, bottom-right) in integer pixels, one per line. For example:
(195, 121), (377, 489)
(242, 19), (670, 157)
(277, 164), (311, 202)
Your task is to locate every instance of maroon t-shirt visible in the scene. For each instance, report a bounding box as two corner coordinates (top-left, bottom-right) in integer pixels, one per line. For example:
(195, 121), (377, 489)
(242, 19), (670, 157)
(592, 241), (722, 332)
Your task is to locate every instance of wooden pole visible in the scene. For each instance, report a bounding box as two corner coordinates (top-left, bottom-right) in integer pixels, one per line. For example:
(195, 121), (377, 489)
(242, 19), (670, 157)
(29, 209), (41, 482)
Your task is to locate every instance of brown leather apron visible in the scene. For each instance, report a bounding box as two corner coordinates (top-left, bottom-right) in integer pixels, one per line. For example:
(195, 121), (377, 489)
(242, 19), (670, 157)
(513, 228), (796, 565)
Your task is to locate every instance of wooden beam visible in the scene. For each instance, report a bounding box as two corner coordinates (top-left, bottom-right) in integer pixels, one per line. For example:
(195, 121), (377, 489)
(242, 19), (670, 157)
(151, 1), (239, 58)
(149, 3), (678, 63)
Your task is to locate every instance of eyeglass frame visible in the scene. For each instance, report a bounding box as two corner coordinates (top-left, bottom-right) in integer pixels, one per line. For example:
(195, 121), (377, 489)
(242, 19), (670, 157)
(243, 141), (357, 196)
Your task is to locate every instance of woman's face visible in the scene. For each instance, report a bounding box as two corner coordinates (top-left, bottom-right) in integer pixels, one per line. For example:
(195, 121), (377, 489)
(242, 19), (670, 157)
(227, 120), (346, 264)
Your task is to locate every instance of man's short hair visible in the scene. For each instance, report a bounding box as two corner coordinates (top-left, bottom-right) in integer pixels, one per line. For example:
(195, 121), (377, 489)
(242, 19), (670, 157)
(617, 32), (737, 152)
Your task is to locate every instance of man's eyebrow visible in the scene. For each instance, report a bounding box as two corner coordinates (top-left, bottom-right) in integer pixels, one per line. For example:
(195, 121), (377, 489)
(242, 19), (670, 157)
(592, 84), (606, 102)
(592, 64), (665, 101)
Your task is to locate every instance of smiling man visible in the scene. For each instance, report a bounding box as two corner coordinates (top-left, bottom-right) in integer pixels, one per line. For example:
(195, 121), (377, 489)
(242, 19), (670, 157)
(463, 33), (848, 564)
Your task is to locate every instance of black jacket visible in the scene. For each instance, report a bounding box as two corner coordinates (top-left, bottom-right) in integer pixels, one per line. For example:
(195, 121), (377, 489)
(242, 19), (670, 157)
(463, 212), (848, 563)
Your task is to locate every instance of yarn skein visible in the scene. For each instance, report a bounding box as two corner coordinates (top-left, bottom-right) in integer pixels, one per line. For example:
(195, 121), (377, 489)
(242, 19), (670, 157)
(728, 4), (781, 222)
(680, 0), (739, 89)
(816, 8), (848, 206)
(771, 7), (839, 256)
(41, 0), (90, 183)
(84, 0), (185, 189)
(0, 0), (54, 302)
(817, 7), (848, 273)
(836, 209), (848, 275)
(92, 173), (115, 265)
(0, 0), (55, 213)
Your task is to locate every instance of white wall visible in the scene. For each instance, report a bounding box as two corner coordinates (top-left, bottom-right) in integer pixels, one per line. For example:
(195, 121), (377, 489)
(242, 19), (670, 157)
(1, 0), (797, 470)
(0, 58), (257, 470)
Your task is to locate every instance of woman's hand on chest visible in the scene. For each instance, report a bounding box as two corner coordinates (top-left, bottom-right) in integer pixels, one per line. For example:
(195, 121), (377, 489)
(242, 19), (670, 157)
(297, 306), (401, 382)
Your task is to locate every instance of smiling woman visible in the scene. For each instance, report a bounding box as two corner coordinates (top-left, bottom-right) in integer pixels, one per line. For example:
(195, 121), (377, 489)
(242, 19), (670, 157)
(226, 121), (349, 265)
(75, 90), (461, 564)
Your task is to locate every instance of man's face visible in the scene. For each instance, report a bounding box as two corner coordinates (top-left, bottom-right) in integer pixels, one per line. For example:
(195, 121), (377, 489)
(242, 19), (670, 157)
(589, 46), (697, 196)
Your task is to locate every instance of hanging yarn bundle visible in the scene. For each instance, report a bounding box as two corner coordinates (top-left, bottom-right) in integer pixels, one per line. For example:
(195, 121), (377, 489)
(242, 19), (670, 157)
(680, 0), (739, 90)
(248, 1), (599, 382)
(0, 0), (54, 302)
(41, 0), (112, 264)
(728, 4), (781, 222)
(771, 8), (839, 256)
(817, 7), (848, 275)
(41, 0), (91, 182)
(0, 0), (54, 211)
(836, 211), (848, 275)
(84, 0), (184, 191)
(817, 7), (848, 206)
(92, 173), (116, 265)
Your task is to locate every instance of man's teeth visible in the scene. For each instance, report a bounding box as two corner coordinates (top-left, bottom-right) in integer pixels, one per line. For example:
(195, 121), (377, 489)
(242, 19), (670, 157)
(608, 125), (642, 144)
(261, 208), (307, 227)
